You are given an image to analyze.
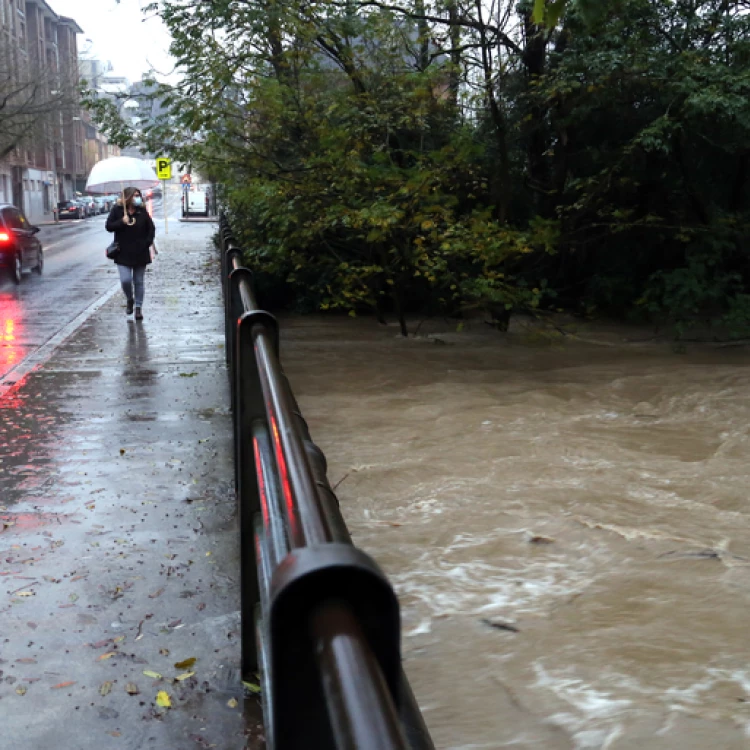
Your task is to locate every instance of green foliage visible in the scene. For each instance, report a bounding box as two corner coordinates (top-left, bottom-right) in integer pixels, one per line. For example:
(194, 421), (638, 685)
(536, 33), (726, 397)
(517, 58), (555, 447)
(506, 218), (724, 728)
(85, 0), (750, 339)
(522, 0), (750, 335)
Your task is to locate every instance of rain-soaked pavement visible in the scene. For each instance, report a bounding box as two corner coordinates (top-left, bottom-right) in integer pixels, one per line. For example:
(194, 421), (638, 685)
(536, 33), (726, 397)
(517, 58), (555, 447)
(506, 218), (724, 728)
(1, 217), (262, 748)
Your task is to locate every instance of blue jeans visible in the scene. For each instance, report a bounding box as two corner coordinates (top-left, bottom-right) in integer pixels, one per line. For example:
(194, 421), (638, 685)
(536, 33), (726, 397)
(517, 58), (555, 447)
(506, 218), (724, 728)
(118, 264), (146, 307)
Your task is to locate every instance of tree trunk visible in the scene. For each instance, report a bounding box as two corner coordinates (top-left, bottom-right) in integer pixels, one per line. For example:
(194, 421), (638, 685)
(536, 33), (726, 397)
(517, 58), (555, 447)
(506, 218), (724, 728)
(267, 1), (286, 84)
(414, 0), (430, 71)
(729, 152), (748, 212)
(476, 0), (509, 222)
(447, 0), (462, 113)
(392, 281), (408, 337)
(522, 11), (550, 213)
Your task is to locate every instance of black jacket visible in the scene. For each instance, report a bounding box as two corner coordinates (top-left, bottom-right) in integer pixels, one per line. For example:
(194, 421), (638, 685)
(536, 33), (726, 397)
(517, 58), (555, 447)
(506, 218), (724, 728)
(105, 205), (155, 267)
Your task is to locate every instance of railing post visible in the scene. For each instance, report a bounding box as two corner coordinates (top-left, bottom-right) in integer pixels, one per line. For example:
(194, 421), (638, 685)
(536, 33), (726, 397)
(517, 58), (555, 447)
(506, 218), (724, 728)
(269, 544), (405, 749)
(234, 308), (266, 675)
(219, 217), (435, 750)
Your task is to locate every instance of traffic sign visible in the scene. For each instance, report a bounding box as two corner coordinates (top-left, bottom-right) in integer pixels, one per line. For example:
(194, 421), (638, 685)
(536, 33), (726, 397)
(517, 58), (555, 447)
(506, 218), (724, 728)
(156, 157), (172, 180)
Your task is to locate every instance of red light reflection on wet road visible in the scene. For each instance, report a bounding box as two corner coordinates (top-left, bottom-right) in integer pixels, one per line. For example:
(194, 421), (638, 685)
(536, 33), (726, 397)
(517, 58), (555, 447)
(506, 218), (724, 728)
(0, 293), (23, 370)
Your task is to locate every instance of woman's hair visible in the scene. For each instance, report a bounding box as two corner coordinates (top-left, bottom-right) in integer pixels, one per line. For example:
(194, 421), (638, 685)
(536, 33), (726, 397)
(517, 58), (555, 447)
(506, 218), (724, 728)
(122, 186), (141, 206)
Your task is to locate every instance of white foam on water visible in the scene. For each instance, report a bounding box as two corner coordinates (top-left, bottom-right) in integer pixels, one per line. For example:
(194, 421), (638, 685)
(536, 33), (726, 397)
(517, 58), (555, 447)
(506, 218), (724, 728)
(393, 545), (601, 636)
(405, 617), (432, 637)
(573, 516), (693, 543)
(532, 662), (750, 747)
(533, 662), (632, 749)
(706, 667), (750, 696)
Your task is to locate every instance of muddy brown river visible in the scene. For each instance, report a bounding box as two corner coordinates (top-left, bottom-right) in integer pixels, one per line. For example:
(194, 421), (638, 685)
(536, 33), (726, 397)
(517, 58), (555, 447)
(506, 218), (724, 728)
(282, 314), (750, 750)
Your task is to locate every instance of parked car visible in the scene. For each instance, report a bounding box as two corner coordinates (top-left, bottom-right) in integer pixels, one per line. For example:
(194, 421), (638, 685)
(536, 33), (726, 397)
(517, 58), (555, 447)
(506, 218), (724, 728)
(93, 196), (110, 214)
(57, 200), (85, 220)
(79, 196), (97, 217)
(0, 203), (43, 283)
(144, 186), (162, 200)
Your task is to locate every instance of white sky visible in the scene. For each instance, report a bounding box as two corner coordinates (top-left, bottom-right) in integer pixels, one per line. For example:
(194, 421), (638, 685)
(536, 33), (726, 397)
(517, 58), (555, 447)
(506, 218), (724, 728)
(48, 0), (175, 83)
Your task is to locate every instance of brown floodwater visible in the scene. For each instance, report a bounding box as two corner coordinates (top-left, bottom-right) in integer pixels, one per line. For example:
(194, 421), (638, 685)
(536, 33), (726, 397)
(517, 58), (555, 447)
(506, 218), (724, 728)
(281, 314), (750, 750)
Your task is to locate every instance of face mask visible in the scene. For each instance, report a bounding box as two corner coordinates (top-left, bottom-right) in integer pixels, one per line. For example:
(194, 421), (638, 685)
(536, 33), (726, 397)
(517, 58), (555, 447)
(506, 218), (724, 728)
(132, 196), (143, 207)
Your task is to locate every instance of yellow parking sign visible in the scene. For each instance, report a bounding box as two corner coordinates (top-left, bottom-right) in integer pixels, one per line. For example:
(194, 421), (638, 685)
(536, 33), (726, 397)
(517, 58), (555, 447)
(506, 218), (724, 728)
(156, 157), (171, 180)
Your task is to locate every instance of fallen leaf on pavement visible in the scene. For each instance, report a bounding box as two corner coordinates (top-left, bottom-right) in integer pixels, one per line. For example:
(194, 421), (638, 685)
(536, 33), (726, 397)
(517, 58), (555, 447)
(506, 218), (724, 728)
(17, 591), (35, 597)
(227, 698), (238, 708)
(15, 686), (27, 696)
(148, 588), (165, 599)
(143, 670), (162, 680)
(98, 652), (117, 661)
(51, 681), (76, 689)
(100, 681), (113, 696)
(125, 683), (139, 695)
(174, 657), (196, 670)
(174, 672), (195, 682)
(156, 690), (172, 708)
(242, 681), (261, 694)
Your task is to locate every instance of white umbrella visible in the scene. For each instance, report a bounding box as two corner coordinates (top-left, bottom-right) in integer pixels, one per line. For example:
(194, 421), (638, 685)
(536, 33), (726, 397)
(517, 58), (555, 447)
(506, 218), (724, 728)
(85, 156), (158, 194)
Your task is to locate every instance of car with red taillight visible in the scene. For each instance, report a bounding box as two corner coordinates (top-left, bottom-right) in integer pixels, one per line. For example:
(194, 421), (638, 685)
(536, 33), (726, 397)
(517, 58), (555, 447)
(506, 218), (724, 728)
(57, 200), (85, 220)
(0, 204), (43, 284)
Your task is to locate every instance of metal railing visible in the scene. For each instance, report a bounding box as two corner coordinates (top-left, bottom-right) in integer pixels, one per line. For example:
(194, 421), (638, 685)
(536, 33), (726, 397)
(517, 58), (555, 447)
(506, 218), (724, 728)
(219, 216), (435, 750)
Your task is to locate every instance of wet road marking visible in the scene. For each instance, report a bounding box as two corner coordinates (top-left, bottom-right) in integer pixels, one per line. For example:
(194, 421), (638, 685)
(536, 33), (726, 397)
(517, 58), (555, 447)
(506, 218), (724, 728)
(42, 225), (102, 254)
(0, 281), (122, 401)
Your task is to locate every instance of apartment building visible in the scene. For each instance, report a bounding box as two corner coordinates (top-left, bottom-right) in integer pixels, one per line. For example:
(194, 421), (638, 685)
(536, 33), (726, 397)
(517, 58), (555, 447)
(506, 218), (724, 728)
(0, 0), (84, 223)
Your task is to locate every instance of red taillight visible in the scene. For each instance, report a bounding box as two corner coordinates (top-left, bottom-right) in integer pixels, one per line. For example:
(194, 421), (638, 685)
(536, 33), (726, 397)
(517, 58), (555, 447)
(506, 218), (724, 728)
(0, 232), (10, 242)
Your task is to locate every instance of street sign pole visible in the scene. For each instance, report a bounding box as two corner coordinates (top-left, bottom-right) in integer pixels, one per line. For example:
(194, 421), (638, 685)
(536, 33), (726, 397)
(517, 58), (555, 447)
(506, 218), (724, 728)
(163, 179), (168, 236)
(155, 157), (172, 238)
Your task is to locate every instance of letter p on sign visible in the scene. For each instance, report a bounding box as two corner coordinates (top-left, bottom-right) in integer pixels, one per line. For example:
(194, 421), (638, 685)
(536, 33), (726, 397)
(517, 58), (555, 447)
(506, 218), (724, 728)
(156, 158), (172, 180)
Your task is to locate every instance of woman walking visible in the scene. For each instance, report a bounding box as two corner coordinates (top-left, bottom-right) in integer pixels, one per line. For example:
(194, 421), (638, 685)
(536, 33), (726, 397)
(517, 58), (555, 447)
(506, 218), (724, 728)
(105, 187), (156, 320)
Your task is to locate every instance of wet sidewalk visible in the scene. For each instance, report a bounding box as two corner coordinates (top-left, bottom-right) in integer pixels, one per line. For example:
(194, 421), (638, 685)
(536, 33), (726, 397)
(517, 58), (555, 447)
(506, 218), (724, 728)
(0, 226), (260, 748)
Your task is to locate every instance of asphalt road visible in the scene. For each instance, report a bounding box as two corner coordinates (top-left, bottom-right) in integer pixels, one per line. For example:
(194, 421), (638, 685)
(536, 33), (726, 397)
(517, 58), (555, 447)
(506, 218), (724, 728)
(0, 193), (183, 386)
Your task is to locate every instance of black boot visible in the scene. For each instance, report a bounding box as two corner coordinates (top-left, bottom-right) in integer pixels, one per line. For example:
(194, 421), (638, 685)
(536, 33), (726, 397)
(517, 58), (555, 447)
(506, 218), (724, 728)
(126, 299), (134, 315)
(135, 306), (143, 321)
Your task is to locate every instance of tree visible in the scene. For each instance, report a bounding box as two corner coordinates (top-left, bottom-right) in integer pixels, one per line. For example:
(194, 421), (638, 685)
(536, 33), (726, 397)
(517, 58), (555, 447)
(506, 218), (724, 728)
(88, 0), (548, 335)
(0, 57), (77, 159)
(521, 0), (750, 333)
(88, 0), (749, 338)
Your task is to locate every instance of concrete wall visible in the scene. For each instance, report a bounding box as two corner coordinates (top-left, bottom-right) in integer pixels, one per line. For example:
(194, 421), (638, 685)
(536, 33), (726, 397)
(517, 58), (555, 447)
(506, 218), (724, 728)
(0, 165), (58, 224)
(0, 168), (11, 204)
(23, 168), (47, 224)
